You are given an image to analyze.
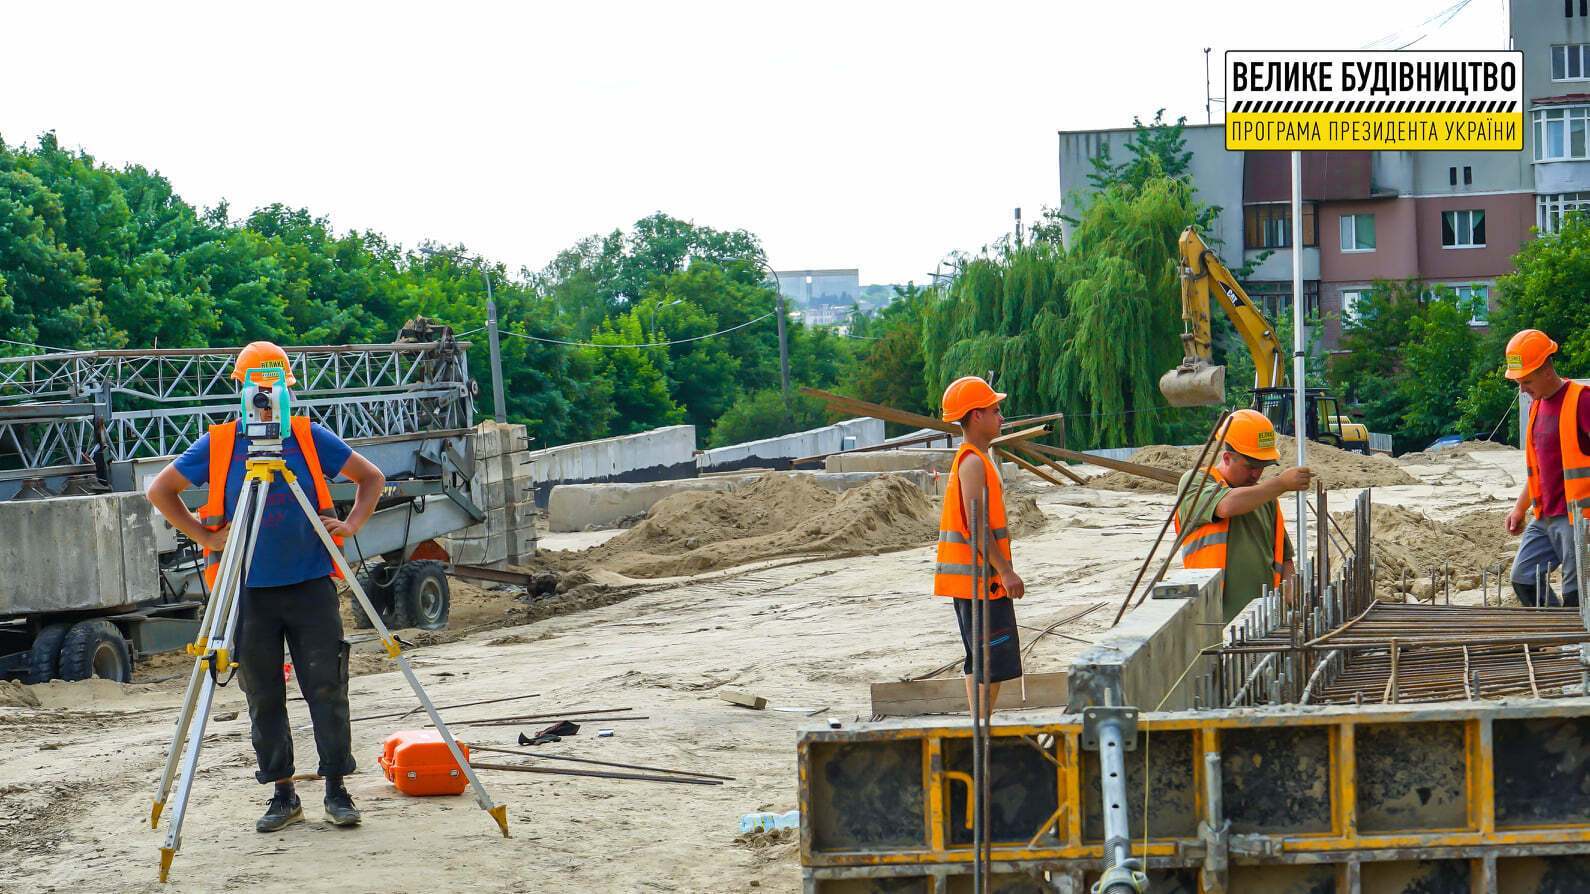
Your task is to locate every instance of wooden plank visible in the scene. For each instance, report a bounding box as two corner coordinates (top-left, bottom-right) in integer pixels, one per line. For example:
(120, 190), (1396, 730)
(989, 424), (1049, 447)
(1021, 441), (1180, 485)
(1012, 446), (1087, 485)
(997, 448), (1068, 489)
(790, 429), (952, 467)
(802, 388), (957, 434)
(870, 671), (1069, 717)
(1002, 412), (1065, 430)
(718, 690), (767, 710)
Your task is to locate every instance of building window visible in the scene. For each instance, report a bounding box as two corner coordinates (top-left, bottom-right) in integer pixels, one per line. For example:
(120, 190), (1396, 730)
(1441, 209), (1486, 248)
(1340, 289), (1367, 325)
(1455, 285), (1490, 326)
(1555, 45), (1590, 79)
(1537, 192), (1590, 232)
(1245, 202), (1317, 249)
(1243, 280), (1320, 320)
(1449, 166), (1458, 186)
(1532, 106), (1590, 161)
(1464, 166), (1473, 185)
(1339, 214), (1376, 252)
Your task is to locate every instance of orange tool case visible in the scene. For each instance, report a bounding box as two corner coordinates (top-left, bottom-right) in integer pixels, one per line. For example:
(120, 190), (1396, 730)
(379, 730), (471, 796)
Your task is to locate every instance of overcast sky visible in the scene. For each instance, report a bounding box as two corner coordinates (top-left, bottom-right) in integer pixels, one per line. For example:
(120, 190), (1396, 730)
(2, 0), (1507, 286)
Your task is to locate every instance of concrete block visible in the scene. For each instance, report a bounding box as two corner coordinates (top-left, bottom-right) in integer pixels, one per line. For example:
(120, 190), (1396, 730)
(1066, 568), (1222, 712)
(698, 418), (885, 473)
(826, 448), (959, 474)
(0, 493), (159, 617)
(471, 421), (529, 461)
(546, 469), (933, 532)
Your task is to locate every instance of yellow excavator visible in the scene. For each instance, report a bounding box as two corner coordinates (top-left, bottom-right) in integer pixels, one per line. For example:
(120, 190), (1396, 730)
(1160, 227), (1372, 453)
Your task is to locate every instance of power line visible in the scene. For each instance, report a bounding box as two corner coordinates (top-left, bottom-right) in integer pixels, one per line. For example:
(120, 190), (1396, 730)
(0, 336), (71, 353)
(497, 310), (775, 349)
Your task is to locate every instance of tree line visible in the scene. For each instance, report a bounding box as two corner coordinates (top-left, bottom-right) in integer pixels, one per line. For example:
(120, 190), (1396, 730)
(0, 133), (865, 449)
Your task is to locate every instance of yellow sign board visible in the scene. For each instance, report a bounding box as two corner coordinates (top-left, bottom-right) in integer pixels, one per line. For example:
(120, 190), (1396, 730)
(1225, 51), (1524, 151)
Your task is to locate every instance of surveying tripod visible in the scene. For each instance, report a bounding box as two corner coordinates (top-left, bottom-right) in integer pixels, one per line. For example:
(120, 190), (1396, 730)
(148, 437), (508, 882)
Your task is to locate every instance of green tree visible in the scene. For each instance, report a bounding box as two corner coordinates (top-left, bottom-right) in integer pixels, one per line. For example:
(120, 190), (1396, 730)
(707, 388), (830, 448)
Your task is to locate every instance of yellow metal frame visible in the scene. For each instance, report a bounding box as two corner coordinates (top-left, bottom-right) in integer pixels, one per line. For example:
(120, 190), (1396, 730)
(798, 699), (1590, 881)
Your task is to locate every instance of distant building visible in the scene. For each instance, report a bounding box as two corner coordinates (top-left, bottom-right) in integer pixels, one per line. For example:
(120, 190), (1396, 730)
(1057, 1), (1587, 351)
(773, 268), (860, 309)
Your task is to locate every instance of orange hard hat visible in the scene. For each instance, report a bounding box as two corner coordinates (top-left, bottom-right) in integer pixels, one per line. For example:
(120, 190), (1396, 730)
(941, 375), (1006, 422)
(233, 341), (296, 387)
(1223, 408), (1280, 463)
(1503, 329), (1558, 380)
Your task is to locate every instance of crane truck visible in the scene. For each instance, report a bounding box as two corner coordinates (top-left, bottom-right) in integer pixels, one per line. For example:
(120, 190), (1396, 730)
(1159, 226), (1372, 453)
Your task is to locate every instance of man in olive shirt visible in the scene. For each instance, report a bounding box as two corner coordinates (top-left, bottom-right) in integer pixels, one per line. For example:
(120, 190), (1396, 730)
(1175, 409), (1314, 622)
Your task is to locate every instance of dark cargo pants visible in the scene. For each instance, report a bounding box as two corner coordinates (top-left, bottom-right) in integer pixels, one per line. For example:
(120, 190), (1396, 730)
(236, 576), (356, 783)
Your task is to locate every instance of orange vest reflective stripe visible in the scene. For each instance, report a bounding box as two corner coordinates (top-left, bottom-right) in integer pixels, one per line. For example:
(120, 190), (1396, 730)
(1173, 466), (1286, 589)
(199, 415), (343, 588)
(1524, 381), (1590, 523)
(933, 444), (1012, 599)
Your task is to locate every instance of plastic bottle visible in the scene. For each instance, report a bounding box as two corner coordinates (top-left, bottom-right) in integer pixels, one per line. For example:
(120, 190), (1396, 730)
(739, 809), (800, 834)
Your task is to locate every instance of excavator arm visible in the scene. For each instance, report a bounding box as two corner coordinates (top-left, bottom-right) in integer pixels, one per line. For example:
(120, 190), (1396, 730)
(1159, 226), (1286, 406)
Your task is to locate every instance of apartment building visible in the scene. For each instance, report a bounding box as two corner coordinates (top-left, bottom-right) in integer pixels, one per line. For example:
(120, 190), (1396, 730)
(1057, 0), (1590, 350)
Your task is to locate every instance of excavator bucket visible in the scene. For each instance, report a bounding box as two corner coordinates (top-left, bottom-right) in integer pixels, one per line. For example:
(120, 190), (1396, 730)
(1159, 359), (1226, 407)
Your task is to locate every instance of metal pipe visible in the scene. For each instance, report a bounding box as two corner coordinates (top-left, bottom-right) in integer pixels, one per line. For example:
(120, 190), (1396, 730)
(1290, 149), (1309, 607)
(1097, 713), (1133, 874)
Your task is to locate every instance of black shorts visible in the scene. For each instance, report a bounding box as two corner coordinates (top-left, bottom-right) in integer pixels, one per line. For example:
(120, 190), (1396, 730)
(952, 597), (1023, 683)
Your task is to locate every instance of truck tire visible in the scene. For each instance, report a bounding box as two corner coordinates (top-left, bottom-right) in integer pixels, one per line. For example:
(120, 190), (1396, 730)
(352, 567), (397, 630)
(26, 622), (71, 684)
(392, 561), (450, 631)
(57, 619), (132, 683)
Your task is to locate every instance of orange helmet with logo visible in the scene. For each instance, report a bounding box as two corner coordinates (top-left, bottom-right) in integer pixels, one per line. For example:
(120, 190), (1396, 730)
(1503, 329), (1558, 381)
(1224, 408), (1280, 463)
(941, 376), (1006, 423)
(233, 341), (297, 387)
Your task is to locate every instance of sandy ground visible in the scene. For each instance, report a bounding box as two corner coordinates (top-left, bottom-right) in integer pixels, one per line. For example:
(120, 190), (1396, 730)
(0, 447), (1528, 893)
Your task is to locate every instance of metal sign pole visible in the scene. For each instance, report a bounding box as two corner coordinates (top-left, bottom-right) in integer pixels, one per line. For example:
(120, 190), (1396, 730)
(1291, 150), (1310, 597)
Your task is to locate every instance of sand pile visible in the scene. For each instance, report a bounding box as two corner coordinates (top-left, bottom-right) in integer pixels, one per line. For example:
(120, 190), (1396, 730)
(1332, 505), (1515, 599)
(1089, 436), (1418, 494)
(1399, 440), (1517, 464)
(577, 474), (944, 579)
(0, 680), (40, 708)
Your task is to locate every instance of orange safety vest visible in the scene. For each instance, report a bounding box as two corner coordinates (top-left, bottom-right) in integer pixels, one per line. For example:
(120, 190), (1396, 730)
(198, 415), (343, 588)
(1173, 466), (1286, 589)
(933, 443), (1012, 599)
(1524, 380), (1590, 523)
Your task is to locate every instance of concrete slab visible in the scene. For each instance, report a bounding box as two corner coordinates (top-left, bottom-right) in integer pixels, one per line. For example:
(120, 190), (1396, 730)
(546, 469), (933, 532)
(0, 492), (159, 618)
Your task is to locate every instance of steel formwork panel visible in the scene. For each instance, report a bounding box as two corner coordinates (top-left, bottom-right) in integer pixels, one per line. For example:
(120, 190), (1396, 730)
(798, 700), (1590, 893)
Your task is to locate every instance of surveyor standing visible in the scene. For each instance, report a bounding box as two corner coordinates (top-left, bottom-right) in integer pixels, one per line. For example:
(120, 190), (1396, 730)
(1502, 329), (1585, 608)
(146, 341), (386, 832)
(934, 376), (1026, 718)
(1176, 409), (1312, 623)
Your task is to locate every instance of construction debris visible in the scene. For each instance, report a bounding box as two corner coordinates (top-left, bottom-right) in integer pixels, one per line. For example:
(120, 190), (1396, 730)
(717, 690), (767, 710)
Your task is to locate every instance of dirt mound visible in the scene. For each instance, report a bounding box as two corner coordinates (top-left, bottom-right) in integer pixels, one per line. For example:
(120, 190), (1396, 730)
(579, 474), (940, 579)
(1399, 441), (1518, 464)
(1089, 436), (1418, 494)
(0, 680), (40, 708)
(1333, 504), (1515, 599)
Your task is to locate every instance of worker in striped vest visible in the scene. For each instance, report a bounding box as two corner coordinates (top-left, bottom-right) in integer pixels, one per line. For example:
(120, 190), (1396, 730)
(933, 376), (1026, 718)
(1175, 409), (1312, 623)
(1504, 329), (1586, 609)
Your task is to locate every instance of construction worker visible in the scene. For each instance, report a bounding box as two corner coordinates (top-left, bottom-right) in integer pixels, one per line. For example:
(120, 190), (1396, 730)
(1175, 409), (1313, 622)
(934, 376), (1026, 718)
(1503, 329), (1584, 608)
(146, 341), (386, 833)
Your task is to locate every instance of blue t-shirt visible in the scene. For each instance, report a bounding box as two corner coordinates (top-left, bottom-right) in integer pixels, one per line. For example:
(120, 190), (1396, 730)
(173, 421), (354, 588)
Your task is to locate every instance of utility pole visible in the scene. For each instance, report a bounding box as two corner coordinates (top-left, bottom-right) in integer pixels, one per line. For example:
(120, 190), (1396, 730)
(775, 287), (792, 401)
(483, 272), (506, 425)
(1205, 48), (1214, 125)
(1014, 207), (1023, 246)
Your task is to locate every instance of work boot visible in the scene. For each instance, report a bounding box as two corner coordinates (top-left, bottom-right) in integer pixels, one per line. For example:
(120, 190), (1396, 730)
(256, 783), (303, 833)
(323, 778), (362, 827)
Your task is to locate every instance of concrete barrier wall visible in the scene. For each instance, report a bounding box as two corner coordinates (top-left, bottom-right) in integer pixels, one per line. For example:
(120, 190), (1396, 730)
(696, 418), (884, 473)
(1065, 568), (1223, 711)
(547, 469), (933, 532)
(0, 493), (159, 617)
(525, 424), (698, 506)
